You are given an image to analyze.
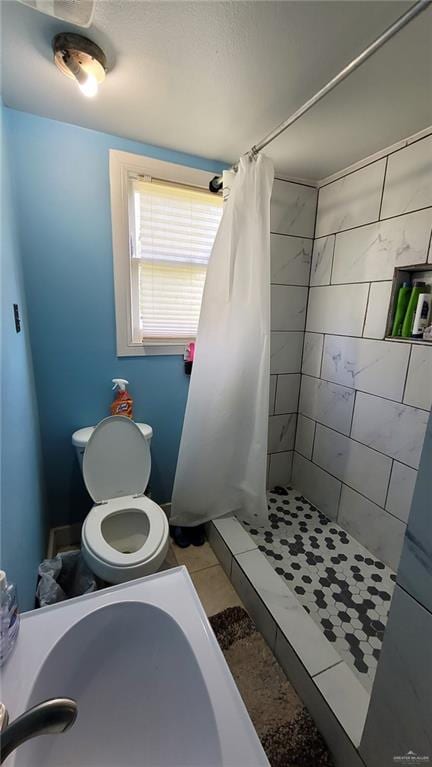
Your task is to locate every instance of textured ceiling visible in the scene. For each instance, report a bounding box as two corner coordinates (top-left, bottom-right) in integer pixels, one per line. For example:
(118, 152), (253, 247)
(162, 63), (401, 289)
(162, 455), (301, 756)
(2, 0), (431, 179)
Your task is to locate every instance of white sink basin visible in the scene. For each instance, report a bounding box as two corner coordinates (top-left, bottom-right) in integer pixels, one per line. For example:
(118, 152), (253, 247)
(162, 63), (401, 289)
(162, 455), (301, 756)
(2, 567), (268, 766)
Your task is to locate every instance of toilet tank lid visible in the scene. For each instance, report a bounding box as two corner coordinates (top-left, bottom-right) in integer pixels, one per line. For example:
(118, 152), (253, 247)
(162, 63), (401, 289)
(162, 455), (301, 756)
(72, 422), (152, 448)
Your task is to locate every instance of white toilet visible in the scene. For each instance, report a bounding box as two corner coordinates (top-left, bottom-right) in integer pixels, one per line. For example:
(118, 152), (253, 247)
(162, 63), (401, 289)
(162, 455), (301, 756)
(72, 416), (169, 584)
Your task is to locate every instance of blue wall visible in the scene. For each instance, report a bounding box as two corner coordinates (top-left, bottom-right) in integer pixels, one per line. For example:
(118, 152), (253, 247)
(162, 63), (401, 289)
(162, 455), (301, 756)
(1, 107), (46, 609)
(6, 108), (225, 527)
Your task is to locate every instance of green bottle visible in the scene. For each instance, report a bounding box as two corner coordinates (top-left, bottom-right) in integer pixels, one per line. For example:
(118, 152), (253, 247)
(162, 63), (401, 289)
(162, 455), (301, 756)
(391, 282), (411, 336)
(401, 281), (426, 337)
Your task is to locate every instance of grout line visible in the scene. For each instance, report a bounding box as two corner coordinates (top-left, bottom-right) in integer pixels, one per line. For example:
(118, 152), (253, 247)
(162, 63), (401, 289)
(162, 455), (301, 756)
(311, 203), (432, 240)
(311, 659), (344, 679)
(348, 390), (357, 438)
(328, 235), (337, 285)
(377, 156), (389, 221)
(318, 333), (325, 378)
(274, 176), (317, 191)
(361, 282), (372, 337)
(384, 460), (395, 511)
(401, 343), (414, 404)
(270, 230), (314, 241)
(318, 129), (432, 190)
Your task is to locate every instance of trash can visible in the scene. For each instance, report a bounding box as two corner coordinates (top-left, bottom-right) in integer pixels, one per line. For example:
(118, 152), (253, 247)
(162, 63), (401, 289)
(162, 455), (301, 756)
(36, 550), (99, 607)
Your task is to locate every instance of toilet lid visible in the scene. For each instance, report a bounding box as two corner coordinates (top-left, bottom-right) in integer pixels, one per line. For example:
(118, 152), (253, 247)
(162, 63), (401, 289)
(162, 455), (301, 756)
(83, 416), (151, 502)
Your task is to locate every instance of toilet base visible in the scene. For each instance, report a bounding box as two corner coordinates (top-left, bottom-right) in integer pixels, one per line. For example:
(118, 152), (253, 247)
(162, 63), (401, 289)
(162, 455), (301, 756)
(81, 535), (170, 584)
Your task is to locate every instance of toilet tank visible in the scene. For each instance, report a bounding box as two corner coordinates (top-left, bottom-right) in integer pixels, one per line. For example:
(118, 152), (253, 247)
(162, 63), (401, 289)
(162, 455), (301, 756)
(72, 423), (153, 474)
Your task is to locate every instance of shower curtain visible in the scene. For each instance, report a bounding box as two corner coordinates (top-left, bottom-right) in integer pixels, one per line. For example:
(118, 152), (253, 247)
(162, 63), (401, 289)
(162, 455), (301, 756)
(170, 154), (274, 527)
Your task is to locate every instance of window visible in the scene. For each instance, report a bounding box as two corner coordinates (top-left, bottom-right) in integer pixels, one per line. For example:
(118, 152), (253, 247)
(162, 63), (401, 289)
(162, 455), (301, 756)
(110, 150), (223, 356)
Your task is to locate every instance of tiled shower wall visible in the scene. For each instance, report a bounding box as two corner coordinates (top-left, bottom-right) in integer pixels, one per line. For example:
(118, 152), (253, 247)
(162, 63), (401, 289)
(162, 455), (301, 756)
(267, 179), (317, 486)
(292, 132), (432, 571)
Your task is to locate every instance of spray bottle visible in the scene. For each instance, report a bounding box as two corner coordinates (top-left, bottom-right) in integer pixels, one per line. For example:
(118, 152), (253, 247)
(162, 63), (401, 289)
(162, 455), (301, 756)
(111, 379), (133, 418)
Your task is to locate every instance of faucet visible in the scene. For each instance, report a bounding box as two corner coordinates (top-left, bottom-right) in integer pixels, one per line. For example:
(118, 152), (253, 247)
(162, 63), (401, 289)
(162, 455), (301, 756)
(0, 698), (77, 764)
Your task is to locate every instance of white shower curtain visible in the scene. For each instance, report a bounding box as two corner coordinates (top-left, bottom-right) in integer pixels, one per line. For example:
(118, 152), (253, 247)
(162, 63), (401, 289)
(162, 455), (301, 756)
(170, 154), (274, 527)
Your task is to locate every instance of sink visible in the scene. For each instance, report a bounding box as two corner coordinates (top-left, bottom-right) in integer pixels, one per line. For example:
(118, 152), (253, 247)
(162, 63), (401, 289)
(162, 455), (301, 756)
(2, 567), (268, 766)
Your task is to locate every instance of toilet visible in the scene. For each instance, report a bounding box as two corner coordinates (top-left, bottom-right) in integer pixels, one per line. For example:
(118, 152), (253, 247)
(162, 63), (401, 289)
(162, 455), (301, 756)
(72, 416), (169, 584)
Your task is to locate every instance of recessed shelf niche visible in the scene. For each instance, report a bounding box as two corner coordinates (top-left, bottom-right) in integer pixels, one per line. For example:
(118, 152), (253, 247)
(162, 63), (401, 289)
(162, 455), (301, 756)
(385, 264), (432, 345)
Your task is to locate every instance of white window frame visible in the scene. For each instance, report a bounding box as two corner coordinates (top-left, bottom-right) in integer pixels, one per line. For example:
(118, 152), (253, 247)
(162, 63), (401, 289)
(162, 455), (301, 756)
(109, 149), (220, 357)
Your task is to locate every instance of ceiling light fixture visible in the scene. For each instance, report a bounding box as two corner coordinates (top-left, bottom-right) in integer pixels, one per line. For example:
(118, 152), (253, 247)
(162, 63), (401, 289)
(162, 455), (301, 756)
(53, 33), (107, 98)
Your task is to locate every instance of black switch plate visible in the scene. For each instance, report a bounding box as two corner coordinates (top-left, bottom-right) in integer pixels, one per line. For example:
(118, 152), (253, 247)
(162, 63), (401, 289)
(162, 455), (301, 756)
(13, 303), (21, 333)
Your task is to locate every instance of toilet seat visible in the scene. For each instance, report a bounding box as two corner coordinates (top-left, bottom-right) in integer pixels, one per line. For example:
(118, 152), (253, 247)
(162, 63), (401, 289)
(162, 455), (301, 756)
(80, 416), (169, 583)
(82, 495), (167, 567)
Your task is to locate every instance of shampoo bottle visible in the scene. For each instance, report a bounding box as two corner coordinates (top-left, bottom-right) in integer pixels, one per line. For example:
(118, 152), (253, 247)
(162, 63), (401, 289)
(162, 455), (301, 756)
(412, 293), (431, 338)
(111, 378), (133, 418)
(0, 571), (20, 667)
(401, 281), (426, 337)
(391, 282), (411, 336)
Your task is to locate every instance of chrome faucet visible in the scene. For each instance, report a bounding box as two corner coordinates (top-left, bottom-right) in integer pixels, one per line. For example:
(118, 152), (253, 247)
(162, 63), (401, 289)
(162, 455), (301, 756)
(0, 698), (77, 764)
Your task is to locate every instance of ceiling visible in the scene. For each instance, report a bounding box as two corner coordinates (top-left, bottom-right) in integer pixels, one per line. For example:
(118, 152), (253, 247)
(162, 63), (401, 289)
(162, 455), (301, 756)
(1, 1), (431, 180)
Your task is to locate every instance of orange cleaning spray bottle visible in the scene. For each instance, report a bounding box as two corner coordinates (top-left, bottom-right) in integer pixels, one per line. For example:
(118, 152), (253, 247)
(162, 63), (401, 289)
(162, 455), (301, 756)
(111, 379), (133, 418)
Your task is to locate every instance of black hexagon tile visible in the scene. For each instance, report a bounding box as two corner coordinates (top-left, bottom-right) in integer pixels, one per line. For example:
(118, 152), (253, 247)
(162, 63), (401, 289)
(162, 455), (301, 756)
(241, 486), (396, 692)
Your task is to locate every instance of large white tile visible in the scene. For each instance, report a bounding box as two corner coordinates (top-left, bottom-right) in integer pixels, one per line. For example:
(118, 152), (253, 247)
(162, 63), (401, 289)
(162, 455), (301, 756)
(213, 516), (257, 555)
(302, 332), (323, 377)
(270, 179), (317, 238)
(271, 234), (311, 286)
(314, 662), (370, 748)
(236, 549), (340, 676)
(295, 414), (315, 460)
(386, 461), (417, 524)
(205, 522), (233, 577)
(313, 423), (392, 506)
(271, 284), (308, 331)
(381, 134), (432, 218)
(338, 485), (405, 570)
(270, 331), (303, 373)
(332, 208), (432, 284)
(268, 451), (293, 488)
(322, 336), (410, 401)
(268, 413), (296, 453)
(363, 282), (392, 339)
(269, 375), (277, 414)
(316, 159), (386, 238)
(275, 633), (365, 766)
(397, 411), (432, 613)
(274, 373), (300, 414)
(310, 235), (334, 286)
(292, 452), (341, 521)
(403, 344), (432, 411)
(230, 559), (277, 650)
(351, 391), (429, 469)
(306, 284), (369, 336)
(360, 586), (432, 767)
(299, 375), (355, 436)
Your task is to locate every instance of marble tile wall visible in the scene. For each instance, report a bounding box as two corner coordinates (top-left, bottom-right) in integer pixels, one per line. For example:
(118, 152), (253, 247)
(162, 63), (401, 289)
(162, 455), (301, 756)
(291, 132), (432, 572)
(359, 411), (432, 764)
(268, 179), (317, 487)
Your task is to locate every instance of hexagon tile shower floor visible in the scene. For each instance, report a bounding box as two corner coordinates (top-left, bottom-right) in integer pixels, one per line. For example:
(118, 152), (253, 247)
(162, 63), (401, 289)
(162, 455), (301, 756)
(240, 487), (397, 693)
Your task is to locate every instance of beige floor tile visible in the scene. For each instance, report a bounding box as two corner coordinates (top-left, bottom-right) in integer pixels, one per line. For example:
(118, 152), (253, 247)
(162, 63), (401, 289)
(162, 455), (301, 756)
(190, 565), (244, 617)
(171, 541), (218, 573)
(158, 544), (179, 572)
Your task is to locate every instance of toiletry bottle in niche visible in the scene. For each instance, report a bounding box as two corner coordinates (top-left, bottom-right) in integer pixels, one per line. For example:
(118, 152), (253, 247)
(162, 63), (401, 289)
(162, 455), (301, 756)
(401, 281), (426, 337)
(391, 282), (411, 336)
(412, 292), (431, 339)
(0, 570), (20, 667)
(111, 378), (133, 418)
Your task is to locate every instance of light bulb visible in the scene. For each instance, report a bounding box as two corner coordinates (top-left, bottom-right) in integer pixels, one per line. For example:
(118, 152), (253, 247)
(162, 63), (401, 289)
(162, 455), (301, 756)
(78, 73), (98, 98)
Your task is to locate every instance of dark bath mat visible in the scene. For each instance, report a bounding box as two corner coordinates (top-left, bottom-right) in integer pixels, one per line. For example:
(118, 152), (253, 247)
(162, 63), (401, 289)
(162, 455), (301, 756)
(209, 606), (334, 767)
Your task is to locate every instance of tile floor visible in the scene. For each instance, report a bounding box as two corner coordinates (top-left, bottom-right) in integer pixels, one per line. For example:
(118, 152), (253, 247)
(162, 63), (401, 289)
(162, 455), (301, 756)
(240, 486), (397, 693)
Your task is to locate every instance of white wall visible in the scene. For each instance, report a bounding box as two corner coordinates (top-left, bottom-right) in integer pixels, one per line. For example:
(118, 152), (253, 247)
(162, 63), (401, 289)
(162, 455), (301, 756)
(267, 179), (317, 488)
(292, 133), (432, 570)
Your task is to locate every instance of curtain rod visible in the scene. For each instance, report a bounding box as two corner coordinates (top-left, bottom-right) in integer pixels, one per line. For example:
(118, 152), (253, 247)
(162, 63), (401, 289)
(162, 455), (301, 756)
(209, 0), (431, 193)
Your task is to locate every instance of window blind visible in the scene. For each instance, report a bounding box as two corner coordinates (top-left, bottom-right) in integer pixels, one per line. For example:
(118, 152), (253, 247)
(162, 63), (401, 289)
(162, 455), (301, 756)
(130, 177), (223, 341)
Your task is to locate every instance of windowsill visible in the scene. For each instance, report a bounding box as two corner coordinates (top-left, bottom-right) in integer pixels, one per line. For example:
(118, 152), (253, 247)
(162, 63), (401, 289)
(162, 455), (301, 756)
(117, 342), (188, 357)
